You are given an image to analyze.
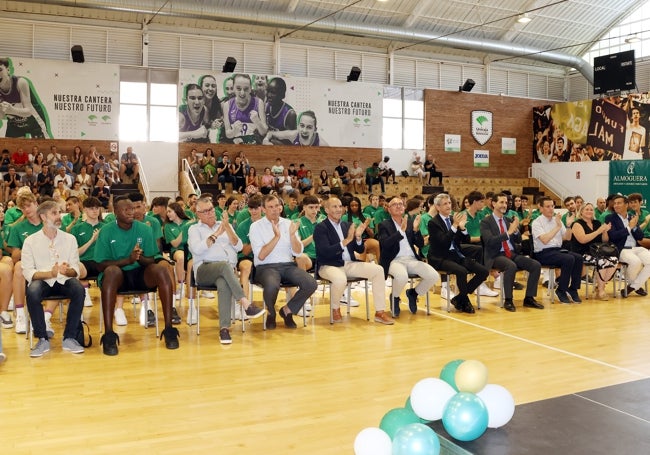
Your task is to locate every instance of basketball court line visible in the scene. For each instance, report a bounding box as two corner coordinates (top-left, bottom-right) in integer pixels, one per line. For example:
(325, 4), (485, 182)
(573, 393), (650, 424)
(435, 311), (650, 379)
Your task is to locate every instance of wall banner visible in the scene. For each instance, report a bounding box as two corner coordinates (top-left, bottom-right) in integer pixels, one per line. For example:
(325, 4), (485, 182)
(473, 150), (489, 167)
(444, 134), (461, 152)
(609, 160), (650, 205)
(178, 70), (383, 148)
(533, 93), (650, 163)
(471, 110), (493, 145)
(0, 56), (120, 140)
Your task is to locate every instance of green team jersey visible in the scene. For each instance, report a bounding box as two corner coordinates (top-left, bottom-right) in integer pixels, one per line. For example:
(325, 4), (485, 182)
(3, 206), (23, 239)
(298, 215), (322, 259)
(235, 209), (251, 227)
(284, 204), (300, 220)
(597, 209), (612, 224)
(462, 210), (484, 240)
(71, 220), (105, 261)
(372, 208), (389, 231)
(235, 217), (254, 260)
(61, 212), (82, 232)
(561, 211), (577, 227)
(163, 219), (192, 253)
(362, 205), (379, 219)
(7, 218), (42, 250)
(143, 214), (163, 242)
(94, 220), (158, 278)
(184, 208), (196, 220)
(419, 212), (433, 257)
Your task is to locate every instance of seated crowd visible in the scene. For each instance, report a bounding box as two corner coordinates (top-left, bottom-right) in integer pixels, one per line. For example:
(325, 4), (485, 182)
(1, 151), (648, 362)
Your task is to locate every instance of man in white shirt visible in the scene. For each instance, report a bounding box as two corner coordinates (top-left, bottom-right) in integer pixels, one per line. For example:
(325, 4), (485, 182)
(188, 196), (265, 344)
(531, 196), (583, 304)
(249, 195), (317, 329)
(22, 200), (85, 357)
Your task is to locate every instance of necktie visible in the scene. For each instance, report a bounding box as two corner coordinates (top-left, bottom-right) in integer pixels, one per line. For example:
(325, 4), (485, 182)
(445, 217), (452, 231)
(498, 218), (512, 258)
(445, 217), (464, 258)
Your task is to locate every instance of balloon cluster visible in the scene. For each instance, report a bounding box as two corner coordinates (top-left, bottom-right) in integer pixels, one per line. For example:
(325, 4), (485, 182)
(354, 359), (515, 454)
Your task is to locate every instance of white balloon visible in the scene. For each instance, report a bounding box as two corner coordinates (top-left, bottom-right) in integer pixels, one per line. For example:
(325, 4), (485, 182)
(354, 427), (392, 455)
(476, 384), (515, 428)
(410, 377), (456, 421)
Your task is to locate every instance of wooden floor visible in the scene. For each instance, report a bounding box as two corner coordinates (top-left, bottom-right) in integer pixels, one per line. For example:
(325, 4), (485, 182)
(2, 276), (650, 454)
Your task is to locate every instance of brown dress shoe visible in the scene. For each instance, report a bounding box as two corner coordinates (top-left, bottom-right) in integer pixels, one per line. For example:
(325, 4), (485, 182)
(374, 311), (394, 325)
(332, 308), (343, 323)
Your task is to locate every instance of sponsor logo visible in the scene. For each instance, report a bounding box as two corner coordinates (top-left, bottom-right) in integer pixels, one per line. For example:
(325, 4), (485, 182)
(471, 110), (493, 145)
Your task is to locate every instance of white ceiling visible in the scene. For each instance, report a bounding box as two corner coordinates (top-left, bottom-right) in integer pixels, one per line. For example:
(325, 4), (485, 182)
(7, 0), (646, 70)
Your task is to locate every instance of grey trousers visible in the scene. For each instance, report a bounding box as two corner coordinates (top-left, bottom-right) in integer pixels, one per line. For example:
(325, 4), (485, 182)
(196, 261), (245, 329)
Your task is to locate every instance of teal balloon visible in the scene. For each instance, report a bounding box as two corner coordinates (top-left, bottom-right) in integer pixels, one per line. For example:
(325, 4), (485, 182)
(442, 392), (489, 442)
(405, 397), (431, 424)
(379, 407), (421, 440)
(440, 359), (464, 391)
(392, 423), (441, 455)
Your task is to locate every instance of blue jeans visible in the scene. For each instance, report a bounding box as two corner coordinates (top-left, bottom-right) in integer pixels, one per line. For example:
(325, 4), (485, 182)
(26, 279), (85, 340)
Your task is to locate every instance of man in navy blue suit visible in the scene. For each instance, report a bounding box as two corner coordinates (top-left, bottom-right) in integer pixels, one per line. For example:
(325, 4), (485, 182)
(606, 194), (650, 297)
(313, 196), (393, 325)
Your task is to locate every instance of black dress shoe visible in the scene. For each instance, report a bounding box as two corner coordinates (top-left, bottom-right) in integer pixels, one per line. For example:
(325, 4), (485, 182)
(279, 307), (297, 329)
(503, 299), (516, 312)
(462, 301), (475, 314)
(512, 282), (524, 290)
(451, 295), (462, 311)
(392, 297), (401, 317)
(160, 327), (180, 350)
(265, 314), (277, 330)
(622, 286), (632, 298)
(523, 297), (544, 309)
(635, 287), (648, 296)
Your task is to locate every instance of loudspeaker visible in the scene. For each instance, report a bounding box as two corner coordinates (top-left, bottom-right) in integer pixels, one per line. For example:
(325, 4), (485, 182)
(222, 57), (237, 73)
(347, 66), (361, 82)
(459, 79), (475, 92)
(71, 45), (85, 63)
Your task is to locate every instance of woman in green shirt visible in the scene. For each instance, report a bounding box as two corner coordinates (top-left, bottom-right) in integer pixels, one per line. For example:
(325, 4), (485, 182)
(164, 202), (194, 294)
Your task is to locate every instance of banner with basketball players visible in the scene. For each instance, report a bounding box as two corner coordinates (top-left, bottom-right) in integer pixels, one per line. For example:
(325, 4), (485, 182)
(0, 56), (120, 140)
(532, 93), (650, 163)
(178, 70), (383, 148)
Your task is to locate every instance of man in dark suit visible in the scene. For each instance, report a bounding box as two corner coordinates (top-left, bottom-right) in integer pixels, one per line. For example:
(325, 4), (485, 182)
(378, 198), (439, 316)
(480, 193), (543, 312)
(427, 193), (488, 313)
(606, 194), (650, 297)
(313, 196), (393, 325)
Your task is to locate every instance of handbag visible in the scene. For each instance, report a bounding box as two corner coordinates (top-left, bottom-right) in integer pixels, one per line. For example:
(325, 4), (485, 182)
(589, 242), (618, 258)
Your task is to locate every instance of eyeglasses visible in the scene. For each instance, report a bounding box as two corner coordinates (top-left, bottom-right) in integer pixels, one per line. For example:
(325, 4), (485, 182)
(197, 208), (214, 215)
(389, 202), (404, 207)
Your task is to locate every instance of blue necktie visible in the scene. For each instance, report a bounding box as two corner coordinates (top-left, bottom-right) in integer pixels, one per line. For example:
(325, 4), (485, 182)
(446, 217), (464, 258)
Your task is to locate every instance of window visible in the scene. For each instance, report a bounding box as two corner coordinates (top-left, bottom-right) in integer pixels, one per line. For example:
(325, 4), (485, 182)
(119, 68), (178, 142)
(382, 87), (424, 150)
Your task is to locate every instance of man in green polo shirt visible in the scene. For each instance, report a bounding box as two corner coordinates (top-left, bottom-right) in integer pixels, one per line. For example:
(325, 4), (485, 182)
(61, 196), (82, 233)
(94, 196), (179, 356)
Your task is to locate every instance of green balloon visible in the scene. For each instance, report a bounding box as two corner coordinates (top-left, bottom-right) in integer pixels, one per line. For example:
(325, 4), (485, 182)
(379, 407), (421, 440)
(405, 397), (432, 424)
(440, 359), (465, 391)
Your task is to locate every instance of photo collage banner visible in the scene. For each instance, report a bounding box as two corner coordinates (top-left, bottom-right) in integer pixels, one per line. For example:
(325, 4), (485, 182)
(0, 56), (120, 140)
(533, 93), (650, 163)
(178, 70), (383, 148)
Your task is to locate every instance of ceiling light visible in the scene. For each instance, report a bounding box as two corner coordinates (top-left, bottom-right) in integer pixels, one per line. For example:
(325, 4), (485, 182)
(517, 14), (532, 24)
(625, 35), (641, 44)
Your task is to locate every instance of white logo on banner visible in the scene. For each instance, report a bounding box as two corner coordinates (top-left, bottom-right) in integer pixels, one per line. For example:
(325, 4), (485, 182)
(471, 110), (493, 145)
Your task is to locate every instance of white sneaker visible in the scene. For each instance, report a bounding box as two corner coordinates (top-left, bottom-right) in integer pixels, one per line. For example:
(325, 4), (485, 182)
(114, 308), (128, 326)
(84, 288), (93, 307)
(476, 282), (499, 297)
(8, 296), (14, 311)
(340, 296), (360, 307)
(303, 301), (312, 312)
(132, 296), (141, 304)
(440, 284), (456, 300)
(234, 303), (250, 321)
(186, 304), (198, 325)
(15, 308), (26, 334)
(0, 311), (13, 329)
(296, 307), (310, 317)
(201, 291), (215, 299)
(45, 313), (54, 338)
(139, 305), (146, 326)
(385, 277), (393, 288)
(493, 276), (502, 290)
(174, 290), (181, 301)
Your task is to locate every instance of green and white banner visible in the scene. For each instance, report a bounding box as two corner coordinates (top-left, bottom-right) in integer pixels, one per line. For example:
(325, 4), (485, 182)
(610, 160), (650, 205)
(0, 56), (120, 140)
(178, 70), (383, 147)
(473, 150), (489, 167)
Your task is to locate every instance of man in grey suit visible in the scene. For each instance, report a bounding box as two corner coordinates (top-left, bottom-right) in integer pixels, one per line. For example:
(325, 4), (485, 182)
(480, 193), (543, 312)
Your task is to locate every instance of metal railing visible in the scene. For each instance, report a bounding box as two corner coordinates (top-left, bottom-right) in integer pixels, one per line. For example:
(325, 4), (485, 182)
(529, 165), (570, 201)
(181, 158), (202, 196)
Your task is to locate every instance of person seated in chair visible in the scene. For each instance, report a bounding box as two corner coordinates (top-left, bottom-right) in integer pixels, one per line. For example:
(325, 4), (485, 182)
(22, 200), (86, 357)
(426, 193), (488, 313)
(249, 195), (317, 329)
(531, 196), (583, 304)
(314, 196), (393, 325)
(188, 196), (265, 344)
(480, 193), (543, 312)
(378, 197), (439, 317)
(94, 196), (179, 356)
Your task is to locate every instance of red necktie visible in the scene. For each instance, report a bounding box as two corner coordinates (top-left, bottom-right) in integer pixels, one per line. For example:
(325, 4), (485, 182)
(498, 218), (512, 258)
